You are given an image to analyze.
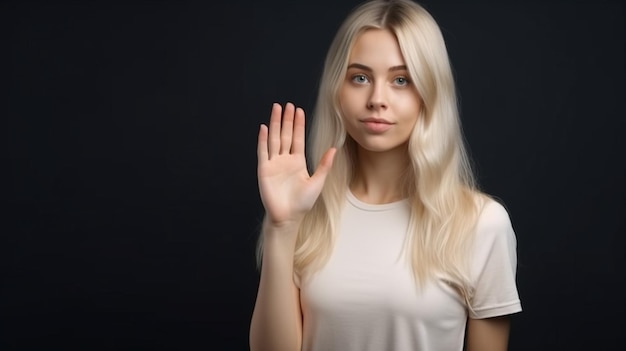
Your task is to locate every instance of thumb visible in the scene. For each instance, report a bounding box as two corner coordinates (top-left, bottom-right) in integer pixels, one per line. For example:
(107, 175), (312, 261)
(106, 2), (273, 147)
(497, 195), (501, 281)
(310, 147), (337, 183)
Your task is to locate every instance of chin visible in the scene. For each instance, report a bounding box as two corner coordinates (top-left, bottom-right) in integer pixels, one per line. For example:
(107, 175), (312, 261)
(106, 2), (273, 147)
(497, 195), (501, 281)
(356, 141), (405, 153)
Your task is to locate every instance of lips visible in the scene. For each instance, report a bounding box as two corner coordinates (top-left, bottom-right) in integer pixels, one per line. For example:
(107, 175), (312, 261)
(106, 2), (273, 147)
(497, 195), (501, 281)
(360, 117), (393, 133)
(362, 117), (391, 123)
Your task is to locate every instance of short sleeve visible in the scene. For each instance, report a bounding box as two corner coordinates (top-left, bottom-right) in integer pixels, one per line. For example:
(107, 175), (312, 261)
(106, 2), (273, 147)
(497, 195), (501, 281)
(468, 200), (522, 319)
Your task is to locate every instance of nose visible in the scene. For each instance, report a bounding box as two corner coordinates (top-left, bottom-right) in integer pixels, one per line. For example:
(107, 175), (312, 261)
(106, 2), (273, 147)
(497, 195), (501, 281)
(367, 82), (388, 110)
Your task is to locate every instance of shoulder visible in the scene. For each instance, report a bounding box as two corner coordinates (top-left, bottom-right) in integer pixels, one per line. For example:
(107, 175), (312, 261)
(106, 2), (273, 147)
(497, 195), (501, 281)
(472, 196), (517, 252)
(467, 196), (522, 317)
(476, 197), (513, 232)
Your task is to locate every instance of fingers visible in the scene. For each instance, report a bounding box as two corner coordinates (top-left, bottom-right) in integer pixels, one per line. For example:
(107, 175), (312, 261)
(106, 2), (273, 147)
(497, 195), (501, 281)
(311, 147), (337, 182)
(280, 103), (295, 154)
(267, 103), (282, 157)
(291, 107), (306, 155)
(266, 102), (303, 158)
(257, 123), (269, 162)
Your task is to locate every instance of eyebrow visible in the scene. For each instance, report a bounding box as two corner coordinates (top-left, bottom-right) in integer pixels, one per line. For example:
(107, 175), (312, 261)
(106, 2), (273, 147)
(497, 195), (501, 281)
(346, 63), (408, 72)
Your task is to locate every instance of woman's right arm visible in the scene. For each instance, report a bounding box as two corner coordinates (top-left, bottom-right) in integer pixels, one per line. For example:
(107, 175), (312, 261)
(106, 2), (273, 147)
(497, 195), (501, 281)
(249, 219), (303, 351)
(249, 102), (335, 351)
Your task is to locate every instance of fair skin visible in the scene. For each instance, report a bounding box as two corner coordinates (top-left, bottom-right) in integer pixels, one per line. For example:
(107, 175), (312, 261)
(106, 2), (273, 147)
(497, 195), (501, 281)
(250, 102), (335, 351)
(339, 28), (421, 204)
(250, 28), (511, 351)
(466, 316), (511, 351)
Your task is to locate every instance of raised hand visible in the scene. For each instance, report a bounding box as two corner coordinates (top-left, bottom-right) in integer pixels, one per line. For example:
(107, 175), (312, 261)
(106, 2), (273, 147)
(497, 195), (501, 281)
(257, 102), (336, 227)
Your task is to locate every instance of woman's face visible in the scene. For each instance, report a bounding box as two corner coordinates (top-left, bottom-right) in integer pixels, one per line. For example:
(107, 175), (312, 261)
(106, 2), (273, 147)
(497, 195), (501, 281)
(339, 28), (421, 153)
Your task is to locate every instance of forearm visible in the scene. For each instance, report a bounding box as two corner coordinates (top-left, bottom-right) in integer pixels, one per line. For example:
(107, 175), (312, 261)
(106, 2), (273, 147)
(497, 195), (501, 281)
(250, 223), (302, 351)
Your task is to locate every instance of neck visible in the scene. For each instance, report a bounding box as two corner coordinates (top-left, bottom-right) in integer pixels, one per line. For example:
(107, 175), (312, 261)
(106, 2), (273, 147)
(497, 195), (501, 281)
(350, 145), (410, 204)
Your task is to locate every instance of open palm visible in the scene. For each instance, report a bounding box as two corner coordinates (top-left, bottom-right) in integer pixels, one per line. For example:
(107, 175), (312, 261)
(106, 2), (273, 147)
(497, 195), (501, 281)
(257, 102), (336, 226)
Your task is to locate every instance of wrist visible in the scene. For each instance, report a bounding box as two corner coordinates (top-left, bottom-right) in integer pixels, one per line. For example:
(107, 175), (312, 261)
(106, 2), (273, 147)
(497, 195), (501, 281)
(262, 217), (301, 251)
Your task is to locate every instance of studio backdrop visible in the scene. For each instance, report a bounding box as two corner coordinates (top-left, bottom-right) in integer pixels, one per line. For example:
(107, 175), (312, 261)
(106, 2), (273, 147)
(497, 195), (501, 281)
(3, 0), (624, 350)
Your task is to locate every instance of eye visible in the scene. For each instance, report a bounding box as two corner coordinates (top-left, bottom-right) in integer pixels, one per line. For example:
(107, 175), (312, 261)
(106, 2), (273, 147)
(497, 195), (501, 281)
(394, 76), (410, 86)
(351, 74), (369, 84)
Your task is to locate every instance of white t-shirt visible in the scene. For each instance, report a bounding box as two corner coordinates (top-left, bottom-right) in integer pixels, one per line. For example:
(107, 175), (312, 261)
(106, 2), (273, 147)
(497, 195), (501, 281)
(298, 191), (522, 351)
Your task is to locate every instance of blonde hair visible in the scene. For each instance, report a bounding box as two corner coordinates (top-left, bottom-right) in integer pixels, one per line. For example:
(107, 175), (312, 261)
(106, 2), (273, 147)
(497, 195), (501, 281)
(258, 0), (487, 307)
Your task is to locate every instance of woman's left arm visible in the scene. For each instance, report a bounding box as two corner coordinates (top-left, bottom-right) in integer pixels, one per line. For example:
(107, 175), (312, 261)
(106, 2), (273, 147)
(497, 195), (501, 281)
(465, 316), (511, 351)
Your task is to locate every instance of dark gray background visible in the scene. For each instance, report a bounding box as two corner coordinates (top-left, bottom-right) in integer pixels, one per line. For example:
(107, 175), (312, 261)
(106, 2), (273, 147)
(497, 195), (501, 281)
(3, 0), (624, 350)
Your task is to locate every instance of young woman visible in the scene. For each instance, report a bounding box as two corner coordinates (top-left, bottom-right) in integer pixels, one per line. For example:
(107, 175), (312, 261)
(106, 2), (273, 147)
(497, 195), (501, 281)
(250, 0), (522, 350)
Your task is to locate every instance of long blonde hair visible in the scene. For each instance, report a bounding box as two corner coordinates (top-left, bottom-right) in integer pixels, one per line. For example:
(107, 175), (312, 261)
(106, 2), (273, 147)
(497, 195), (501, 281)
(259, 0), (486, 306)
